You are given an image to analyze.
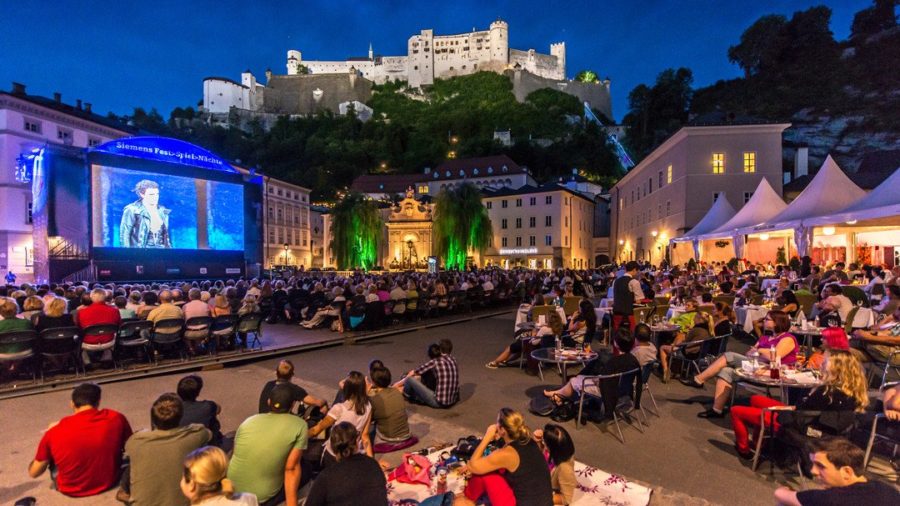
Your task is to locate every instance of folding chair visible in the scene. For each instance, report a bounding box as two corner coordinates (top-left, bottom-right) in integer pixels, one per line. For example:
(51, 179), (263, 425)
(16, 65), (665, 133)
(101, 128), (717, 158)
(640, 361), (660, 417)
(81, 323), (120, 367)
(236, 313), (264, 350)
(669, 334), (730, 380)
(576, 368), (644, 443)
(150, 318), (186, 362)
(864, 382), (900, 471)
(0, 330), (38, 382)
(115, 320), (153, 365)
(38, 327), (83, 380)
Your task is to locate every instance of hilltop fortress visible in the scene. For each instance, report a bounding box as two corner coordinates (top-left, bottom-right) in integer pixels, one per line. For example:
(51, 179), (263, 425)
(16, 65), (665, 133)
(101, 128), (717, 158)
(203, 19), (612, 126)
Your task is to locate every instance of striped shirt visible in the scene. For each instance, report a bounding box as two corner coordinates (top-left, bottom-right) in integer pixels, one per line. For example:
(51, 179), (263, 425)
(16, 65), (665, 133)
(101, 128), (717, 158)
(414, 354), (459, 407)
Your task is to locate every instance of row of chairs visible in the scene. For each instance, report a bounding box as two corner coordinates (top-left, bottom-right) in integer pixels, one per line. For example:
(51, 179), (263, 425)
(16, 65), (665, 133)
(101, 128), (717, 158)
(348, 289), (516, 331)
(0, 313), (264, 383)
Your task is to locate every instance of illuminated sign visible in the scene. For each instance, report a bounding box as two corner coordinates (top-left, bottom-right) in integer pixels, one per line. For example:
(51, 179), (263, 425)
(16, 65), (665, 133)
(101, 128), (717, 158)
(499, 247), (538, 255)
(90, 136), (237, 173)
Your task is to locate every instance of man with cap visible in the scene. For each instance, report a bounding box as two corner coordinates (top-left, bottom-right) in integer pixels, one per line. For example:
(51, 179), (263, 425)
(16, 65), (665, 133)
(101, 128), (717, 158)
(229, 383), (309, 506)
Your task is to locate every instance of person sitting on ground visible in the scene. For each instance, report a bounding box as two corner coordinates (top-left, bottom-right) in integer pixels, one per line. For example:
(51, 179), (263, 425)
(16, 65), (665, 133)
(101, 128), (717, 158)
(542, 328), (640, 418)
(487, 308), (565, 369)
(229, 383), (308, 506)
(368, 365), (412, 444)
(774, 437), (900, 505)
(258, 360), (328, 418)
(180, 446), (258, 505)
(29, 383), (132, 497)
(535, 423), (577, 506)
(730, 350), (868, 460)
(395, 339), (460, 408)
(177, 375), (223, 448)
(684, 310), (798, 418)
(115, 295), (136, 319)
(121, 393), (211, 506)
(308, 371), (373, 467)
(455, 407), (553, 506)
(306, 422), (388, 506)
(631, 323), (658, 368)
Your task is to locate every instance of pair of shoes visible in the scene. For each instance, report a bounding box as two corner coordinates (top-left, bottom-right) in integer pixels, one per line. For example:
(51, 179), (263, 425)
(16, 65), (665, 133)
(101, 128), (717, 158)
(680, 377), (704, 389)
(485, 361), (499, 369)
(735, 444), (753, 460)
(697, 408), (724, 419)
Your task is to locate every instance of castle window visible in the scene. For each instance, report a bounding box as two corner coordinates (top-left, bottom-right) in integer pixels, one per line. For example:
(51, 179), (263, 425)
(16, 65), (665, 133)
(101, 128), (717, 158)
(712, 153), (725, 174)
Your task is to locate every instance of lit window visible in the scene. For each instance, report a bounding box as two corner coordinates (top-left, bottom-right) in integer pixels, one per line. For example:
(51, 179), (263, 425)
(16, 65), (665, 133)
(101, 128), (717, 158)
(667, 164), (672, 184)
(619, 198), (623, 210)
(743, 152), (756, 173)
(712, 153), (725, 174)
(417, 184), (429, 194)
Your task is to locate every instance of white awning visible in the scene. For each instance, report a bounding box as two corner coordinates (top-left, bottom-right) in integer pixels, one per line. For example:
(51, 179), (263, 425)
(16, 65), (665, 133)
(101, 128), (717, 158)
(697, 178), (787, 240)
(672, 194), (737, 242)
(805, 165), (900, 226)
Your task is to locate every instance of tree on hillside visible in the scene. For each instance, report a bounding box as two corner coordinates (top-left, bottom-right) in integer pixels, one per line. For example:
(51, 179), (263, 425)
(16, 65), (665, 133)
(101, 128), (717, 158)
(851, 0), (898, 39)
(433, 183), (493, 270)
(575, 70), (600, 83)
(727, 15), (788, 78)
(622, 68), (693, 158)
(328, 193), (382, 270)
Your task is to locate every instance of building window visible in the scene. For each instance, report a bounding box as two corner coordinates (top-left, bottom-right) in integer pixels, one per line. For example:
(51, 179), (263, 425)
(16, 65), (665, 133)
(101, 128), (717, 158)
(502, 237), (508, 247)
(648, 178), (653, 193)
(666, 200), (671, 216)
(529, 197), (536, 206)
(743, 152), (756, 173)
(564, 216), (568, 227)
(515, 217), (522, 228)
(712, 153), (725, 174)
(565, 235), (568, 246)
(667, 164), (673, 184)
(501, 218), (508, 229)
(658, 171), (663, 188)
(57, 128), (73, 144)
(529, 217), (536, 227)
(545, 235), (552, 246)
(277, 188), (283, 196)
(545, 216), (552, 227)
(268, 229), (275, 244)
(26, 201), (33, 224)
(486, 201), (492, 209)
(417, 184), (429, 194)
(619, 198), (623, 210)
(545, 196), (552, 205)
(501, 199), (508, 208)
(712, 191), (724, 204)
(515, 236), (522, 246)
(529, 235), (536, 246)
(23, 118), (42, 133)
(658, 204), (662, 219)
(515, 198), (522, 207)
(267, 207), (274, 219)
(744, 191), (754, 204)
(88, 137), (101, 147)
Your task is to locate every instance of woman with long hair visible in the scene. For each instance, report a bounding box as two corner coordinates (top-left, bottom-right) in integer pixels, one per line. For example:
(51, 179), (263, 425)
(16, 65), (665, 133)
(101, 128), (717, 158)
(309, 371), (373, 465)
(566, 299), (597, 349)
(455, 408), (553, 506)
(538, 424), (577, 505)
(712, 301), (736, 337)
(729, 350), (868, 459)
(180, 446), (257, 505)
(306, 423), (388, 506)
(212, 294), (231, 317)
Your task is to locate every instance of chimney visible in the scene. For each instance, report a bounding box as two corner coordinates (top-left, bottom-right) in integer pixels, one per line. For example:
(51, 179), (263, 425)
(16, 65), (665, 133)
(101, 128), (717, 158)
(54, 92), (62, 103)
(76, 99), (82, 110)
(12, 82), (26, 95)
(84, 102), (92, 113)
(794, 146), (809, 179)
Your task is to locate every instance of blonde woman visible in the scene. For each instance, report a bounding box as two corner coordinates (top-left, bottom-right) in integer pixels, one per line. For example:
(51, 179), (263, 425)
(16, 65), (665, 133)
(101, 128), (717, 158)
(730, 350), (869, 459)
(455, 408), (553, 506)
(181, 446), (257, 505)
(212, 295), (231, 317)
(19, 295), (44, 321)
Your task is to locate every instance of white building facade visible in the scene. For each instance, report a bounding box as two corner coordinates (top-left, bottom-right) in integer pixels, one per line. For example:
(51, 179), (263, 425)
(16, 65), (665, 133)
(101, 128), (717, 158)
(0, 83), (130, 283)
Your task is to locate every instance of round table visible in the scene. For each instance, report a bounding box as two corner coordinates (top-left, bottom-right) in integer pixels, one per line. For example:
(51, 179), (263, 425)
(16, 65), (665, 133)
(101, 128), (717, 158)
(732, 366), (823, 405)
(530, 347), (598, 385)
(649, 323), (680, 348)
(791, 325), (826, 359)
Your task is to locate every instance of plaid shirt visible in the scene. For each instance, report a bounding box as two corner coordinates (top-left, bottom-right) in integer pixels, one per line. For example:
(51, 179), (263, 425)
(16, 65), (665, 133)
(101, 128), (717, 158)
(414, 354), (459, 406)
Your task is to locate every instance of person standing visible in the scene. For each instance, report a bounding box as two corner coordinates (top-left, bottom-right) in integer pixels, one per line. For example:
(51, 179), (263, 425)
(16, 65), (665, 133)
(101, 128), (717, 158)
(29, 383), (132, 497)
(612, 261), (646, 332)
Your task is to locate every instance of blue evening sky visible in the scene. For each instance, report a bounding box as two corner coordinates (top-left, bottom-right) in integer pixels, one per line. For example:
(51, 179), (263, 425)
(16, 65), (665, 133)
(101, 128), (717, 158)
(0, 0), (870, 121)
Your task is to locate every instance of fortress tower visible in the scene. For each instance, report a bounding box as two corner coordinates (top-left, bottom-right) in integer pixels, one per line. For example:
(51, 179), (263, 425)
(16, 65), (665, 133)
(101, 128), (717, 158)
(550, 42), (566, 78)
(489, 19), (509, 64)
(286, 50), (302, 75)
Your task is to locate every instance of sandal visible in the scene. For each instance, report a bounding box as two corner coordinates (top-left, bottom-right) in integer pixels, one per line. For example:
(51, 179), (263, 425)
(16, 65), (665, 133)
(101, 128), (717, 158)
(485, 362), (499, 369)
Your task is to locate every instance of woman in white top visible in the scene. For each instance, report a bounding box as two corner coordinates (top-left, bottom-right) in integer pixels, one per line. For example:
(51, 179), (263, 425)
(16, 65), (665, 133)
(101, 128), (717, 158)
(181, 446), (258, 505)
(309, 371), (373, 464)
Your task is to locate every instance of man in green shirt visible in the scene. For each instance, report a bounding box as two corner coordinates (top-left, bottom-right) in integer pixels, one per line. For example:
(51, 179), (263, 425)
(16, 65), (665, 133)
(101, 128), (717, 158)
(229, 383), (308, 505)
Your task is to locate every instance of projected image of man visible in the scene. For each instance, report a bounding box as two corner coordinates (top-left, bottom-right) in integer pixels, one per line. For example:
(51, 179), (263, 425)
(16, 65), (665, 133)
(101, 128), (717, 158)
(120, 179), (171, 248)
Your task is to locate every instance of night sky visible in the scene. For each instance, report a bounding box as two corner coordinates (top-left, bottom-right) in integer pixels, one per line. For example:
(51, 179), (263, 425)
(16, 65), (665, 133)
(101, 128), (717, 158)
(0, 0), (870, 121)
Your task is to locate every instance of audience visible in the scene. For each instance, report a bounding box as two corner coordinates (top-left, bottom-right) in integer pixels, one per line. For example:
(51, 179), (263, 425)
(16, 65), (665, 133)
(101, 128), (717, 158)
(28, 383), (132, 497)
(258, 360), (328, 418)
(177, 375), (223, 447)
(368, 365), (412, 444)
(305, 422), (388, 506)
(229, 383), (308, 506)
(121, 393), (211, 506)
(308, 371), (374, 467)
(396, 339), (460, 408)
(180, 446), (258, 505)
(75, 288), (121, 365)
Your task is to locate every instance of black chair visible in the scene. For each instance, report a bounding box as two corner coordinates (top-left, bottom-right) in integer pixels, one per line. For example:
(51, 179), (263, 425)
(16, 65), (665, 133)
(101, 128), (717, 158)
(184, 316), (214, 355)
(116, 320), (153, 365)
(364, 301), (385, 331)
(149, 318), (186, 362)
(576, 368), (644, 443)
(0, 330), (38, 382)
(38, 326), (83, 380)
(669, 334), (730, 380)
(80, 324), (120, 366)
(235, 313), (264, 350)
(210, 315), (238, 349)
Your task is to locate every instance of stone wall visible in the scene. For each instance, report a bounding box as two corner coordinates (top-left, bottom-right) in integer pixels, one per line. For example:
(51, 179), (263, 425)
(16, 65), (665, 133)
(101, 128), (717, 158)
(509, 70), (612, 120)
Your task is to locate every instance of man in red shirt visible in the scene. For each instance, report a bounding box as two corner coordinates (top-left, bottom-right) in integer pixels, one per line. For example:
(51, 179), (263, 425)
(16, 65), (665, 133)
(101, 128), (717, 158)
(29, 383), (133, 497)
(76, 288), (122, 344)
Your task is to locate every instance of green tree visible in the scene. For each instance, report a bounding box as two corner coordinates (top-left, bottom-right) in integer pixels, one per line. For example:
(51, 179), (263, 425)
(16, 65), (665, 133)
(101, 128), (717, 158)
(328, 193), (382, 270)
(622, 68), (693, 158)
(575, 70), (600, 83)
(727, 15), (788, 78)
(851, 0), (898, 39)
(432, 183), (493, 270)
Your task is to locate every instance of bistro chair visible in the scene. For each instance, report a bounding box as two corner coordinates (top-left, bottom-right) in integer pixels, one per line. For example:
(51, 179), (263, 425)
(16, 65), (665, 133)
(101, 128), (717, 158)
(576, 368), (644, 444)
(864, 382), (900, 471)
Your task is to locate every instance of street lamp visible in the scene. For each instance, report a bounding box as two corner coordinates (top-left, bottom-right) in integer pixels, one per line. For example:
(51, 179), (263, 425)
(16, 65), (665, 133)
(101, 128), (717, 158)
(283, 243), (289, 266)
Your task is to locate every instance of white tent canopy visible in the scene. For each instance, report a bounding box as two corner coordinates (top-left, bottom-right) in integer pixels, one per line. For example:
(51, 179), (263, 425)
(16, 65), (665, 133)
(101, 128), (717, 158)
(672, 195), (737, 242)
(739, 155), (867, 235)
(805, 165), (900, 226)
(697, 178), (787, 240)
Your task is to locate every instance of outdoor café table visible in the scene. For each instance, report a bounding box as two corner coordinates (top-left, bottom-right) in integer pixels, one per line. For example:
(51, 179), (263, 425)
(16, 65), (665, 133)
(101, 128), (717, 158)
(514, 304), (567, 331)
(385, 444), (653, 505)
(736, 304), (771, 332)
(791, 325), (825, 360)
(531, 347), (599, 385)
(649, 323), (680, 348)
(730, 366), (823, 407)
